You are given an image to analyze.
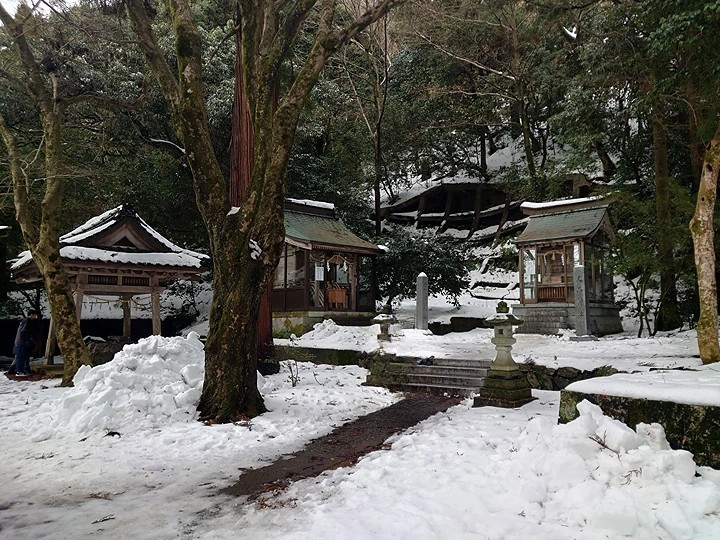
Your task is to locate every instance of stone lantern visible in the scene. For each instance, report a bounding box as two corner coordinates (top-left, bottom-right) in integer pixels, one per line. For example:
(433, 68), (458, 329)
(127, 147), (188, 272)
(474, 301), (535, 408)
(373, 309), (396, 342)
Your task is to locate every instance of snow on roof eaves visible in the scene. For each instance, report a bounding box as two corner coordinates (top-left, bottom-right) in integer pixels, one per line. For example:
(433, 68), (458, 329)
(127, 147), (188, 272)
(520, 195), (606, 211)
(135, 214), (208, 260)
(61, 218), (117, 244)
(11, 246), (205, 271)
(61, 204), (208, 260)
(60, 206), (121, 242)
(286, 198), (335, 211)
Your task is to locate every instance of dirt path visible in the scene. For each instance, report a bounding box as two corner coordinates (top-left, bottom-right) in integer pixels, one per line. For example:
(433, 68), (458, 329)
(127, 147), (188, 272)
(222, 393), (461, 498)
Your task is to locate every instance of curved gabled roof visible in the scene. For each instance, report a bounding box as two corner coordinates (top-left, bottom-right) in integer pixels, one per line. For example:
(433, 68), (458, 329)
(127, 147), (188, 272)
(11, 204), (208, 273)
(515, 206), (611, 245)
(284, 200), (382, 256)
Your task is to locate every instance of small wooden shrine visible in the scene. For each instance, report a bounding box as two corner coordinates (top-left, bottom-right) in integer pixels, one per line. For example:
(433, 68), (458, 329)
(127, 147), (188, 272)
(11, 204), (208, 362)
(272, 199), (383, 334)
(512, 196), (622, 336)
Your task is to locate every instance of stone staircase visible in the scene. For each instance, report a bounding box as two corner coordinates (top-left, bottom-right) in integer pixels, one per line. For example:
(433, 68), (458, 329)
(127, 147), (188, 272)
(366, 355), (492, 397)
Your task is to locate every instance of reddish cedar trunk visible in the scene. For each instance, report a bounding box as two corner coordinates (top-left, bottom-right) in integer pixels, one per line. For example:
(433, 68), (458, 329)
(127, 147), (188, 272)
(690, 125), (720, 364)
(230, 25), (274, 359)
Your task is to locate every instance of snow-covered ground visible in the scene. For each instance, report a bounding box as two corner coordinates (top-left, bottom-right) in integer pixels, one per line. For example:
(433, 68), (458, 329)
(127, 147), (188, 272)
(198, 397), (720, 540)
(278, 318), (702, 373)
(1, 329), (719, 539)
(0, 335), (398, 540)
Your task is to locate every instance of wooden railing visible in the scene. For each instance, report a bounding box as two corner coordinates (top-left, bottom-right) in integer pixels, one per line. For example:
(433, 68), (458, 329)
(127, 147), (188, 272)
(538, 284), (568, 302)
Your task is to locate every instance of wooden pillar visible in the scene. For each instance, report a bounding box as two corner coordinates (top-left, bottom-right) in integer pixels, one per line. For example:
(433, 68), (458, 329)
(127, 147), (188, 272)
(303, 250), (311, 310)
(151, 277), (161, 335)
(416, 193), (427, 229)
(44, 317), (57, 365)
(122, 295), (132, 340)
(519, 247), (525, 303)
(349, 256), (358, 312)
(74, 273), (86, 321)
(439, 190), (455, 233)
(74, 289), (84, 320)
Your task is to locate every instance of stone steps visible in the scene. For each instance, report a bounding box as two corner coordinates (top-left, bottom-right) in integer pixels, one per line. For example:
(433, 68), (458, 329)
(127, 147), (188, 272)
(407, 373), (486, 388)
(411, 365), (489, 378)
(419, 358), (493, 369)
(366, 355), (492, 397)
(402, 382), (481, 397)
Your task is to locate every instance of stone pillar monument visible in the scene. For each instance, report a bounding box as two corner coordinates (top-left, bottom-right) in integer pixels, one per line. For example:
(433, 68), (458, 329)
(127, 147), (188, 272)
(416, 272), (428, 330)
(573, 265), (589, 336)
(474, 301), (535, 408)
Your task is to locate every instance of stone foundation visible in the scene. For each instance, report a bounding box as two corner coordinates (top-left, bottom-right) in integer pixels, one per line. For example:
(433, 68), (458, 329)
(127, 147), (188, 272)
(520, 363), (619, 390)
(511, 302), (622, 336)
(474, 369), (534, 408)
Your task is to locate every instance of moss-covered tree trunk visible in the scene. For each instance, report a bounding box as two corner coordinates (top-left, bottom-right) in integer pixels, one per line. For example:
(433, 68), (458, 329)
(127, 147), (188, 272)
(128, 0), (406, 422)
(0, 6), (92, 386)
(689, 125), (720, 364)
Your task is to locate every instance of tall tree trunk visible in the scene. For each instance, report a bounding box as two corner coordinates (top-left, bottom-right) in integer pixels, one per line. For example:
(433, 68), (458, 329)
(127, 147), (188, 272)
(0, 6), (92, 385)
(689, 125), (720, 364)
(128, 0), (407, 422)
(231, 22), (274, 360)
(652, 115), (680, 330)
(509, 17), (538, 199)
(374, 132), (383, 236)
(686, 91), (703, 192)
(594, 140), (616, 179)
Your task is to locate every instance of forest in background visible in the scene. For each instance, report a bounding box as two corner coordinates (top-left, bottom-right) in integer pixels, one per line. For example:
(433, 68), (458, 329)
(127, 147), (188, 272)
(1, 0), (719, 333)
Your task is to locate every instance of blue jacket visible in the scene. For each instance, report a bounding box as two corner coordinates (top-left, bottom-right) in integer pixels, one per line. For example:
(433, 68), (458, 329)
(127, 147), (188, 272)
(14, 318), (36, 349)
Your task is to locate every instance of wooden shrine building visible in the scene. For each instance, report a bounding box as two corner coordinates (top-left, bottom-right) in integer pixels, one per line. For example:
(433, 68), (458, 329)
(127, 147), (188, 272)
(511, 196), (622, 336)
(11, 204), (208, 362)
(272, 199), (384, 334)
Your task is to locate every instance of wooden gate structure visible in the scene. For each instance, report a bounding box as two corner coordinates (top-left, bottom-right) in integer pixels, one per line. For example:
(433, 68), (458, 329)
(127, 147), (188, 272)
(10, 204), (208, 363)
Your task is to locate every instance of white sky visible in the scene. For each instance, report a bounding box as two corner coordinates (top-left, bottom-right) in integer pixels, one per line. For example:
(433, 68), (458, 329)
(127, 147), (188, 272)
(1, 0), (77, 17)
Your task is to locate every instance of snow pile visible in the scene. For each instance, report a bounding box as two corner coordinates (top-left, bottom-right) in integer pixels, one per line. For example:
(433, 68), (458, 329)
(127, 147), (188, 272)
(517, 400), (720, 538)
(32, 333), (205, 440)
(277, 319), (381, 352)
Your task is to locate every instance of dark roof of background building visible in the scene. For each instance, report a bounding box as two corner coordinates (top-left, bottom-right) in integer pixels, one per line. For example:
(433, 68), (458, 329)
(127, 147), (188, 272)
(515, 205), (610, 245)
(284, 207), (382, 256)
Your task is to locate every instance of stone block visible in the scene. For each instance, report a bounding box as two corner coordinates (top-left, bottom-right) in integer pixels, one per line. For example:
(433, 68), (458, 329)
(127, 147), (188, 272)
(474, 370), (534, 408)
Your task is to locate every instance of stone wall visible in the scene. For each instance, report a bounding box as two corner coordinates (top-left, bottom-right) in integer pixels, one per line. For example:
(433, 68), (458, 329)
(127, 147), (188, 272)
(559, 390), (720, 469)
(273, 344), (367, 366)
(520, 363), (618, 390)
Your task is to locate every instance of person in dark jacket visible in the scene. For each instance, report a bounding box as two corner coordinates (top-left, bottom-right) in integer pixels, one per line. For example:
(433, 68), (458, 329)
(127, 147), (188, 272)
(11, 309), (39, 377)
